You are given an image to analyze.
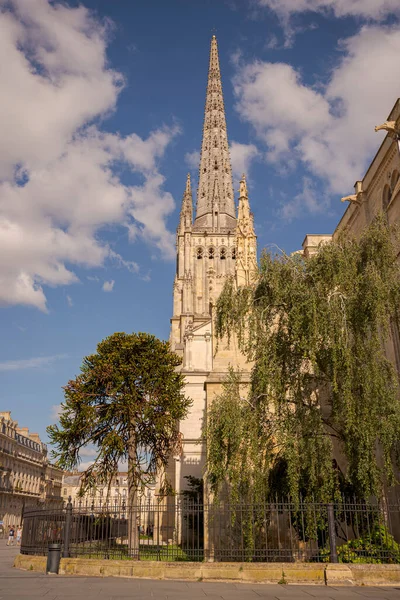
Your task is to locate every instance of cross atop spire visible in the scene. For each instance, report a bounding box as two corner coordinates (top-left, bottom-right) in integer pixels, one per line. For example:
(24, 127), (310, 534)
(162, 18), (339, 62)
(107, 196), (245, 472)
(193, 36), (236, 232)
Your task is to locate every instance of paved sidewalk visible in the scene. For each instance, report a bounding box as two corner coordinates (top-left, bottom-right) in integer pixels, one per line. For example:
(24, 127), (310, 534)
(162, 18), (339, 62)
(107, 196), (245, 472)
(1, 543), (400, 599)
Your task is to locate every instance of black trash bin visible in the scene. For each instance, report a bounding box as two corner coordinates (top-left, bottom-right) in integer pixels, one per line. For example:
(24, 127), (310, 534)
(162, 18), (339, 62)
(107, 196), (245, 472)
(46, 543), (61, 574)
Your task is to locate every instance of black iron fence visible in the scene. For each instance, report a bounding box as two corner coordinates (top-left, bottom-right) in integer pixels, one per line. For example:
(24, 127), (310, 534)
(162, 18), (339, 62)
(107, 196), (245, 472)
(21, 495), (400, 564)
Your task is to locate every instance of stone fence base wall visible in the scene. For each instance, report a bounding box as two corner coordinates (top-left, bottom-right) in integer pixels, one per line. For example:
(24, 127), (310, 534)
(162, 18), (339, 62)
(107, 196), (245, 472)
(14, 554), (400, 586)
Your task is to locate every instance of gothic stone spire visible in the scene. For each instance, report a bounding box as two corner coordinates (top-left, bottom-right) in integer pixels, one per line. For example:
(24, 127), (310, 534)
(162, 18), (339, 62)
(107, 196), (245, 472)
(194, 36), (236, 232)
(236, 174), (257, 287)
(178, 173), (193, 233)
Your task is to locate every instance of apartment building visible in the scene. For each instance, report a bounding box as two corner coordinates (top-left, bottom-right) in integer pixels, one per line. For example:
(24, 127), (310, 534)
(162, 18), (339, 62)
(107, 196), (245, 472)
(0, 411), (63, 528)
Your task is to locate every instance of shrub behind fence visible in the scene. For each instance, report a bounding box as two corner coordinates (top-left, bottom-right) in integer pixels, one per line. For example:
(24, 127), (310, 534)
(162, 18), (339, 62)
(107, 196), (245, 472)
(21, 496), (400, 563)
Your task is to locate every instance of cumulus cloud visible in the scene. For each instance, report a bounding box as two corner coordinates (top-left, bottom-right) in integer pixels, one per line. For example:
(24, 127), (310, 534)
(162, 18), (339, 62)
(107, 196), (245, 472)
(185, 150), (200, 171)
(102, 280), (114, 292)
(229, 141), (259, 184)
(280, 177), (330, 221)
(185, 142), (259, 188)
(0, 354), (67, 371)
(256, 0), (400, 45)
(0, 0), (178, 312)
(79, 460), (96, 472)
(256, 0), (400, 21)
(80, 446), (98, 458)
(50, 404), (62, 421)
(233, 24), (400, 205)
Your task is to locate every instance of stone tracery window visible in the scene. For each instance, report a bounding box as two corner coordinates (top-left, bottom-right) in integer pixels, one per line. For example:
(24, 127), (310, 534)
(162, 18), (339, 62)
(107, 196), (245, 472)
(231, 248), (236, 260)
(197, 247), (203, 259)
(220, 247), (226, 260)
(208, 247), (215, 259)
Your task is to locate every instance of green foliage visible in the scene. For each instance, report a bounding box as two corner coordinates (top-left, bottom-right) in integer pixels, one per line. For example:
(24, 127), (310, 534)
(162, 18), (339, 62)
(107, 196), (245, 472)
(278, 571), (287, 584)
(206, 369), (272, 504)
(47, 332), (191, 498)
(209, 218), (400, 502)
(337, 524), (400, 564)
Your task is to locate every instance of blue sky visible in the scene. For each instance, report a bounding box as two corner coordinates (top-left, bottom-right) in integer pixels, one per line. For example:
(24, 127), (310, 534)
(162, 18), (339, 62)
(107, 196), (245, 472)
(1, 0), (399, 447)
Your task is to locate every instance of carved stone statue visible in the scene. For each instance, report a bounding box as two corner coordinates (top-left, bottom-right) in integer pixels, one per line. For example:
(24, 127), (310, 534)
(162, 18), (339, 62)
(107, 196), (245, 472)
(375, 121), (400, 139)
(185, 320), (194, 336)
(341, 194), (361, 205)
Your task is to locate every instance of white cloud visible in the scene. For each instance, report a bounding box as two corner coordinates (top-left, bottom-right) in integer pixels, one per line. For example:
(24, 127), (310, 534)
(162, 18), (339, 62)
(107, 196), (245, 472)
(66, 295), (73, 307)
(80, 446), (97, 458)
(233, 24), (400, 207)
(102, 280), (114, 292)
(78, 460), (96, 472)
(0, 354), (67, 371)
(50, 404), (62, 421)
(0, 0), (178, 311)
(280, 177), (330, 221)
(256, 0), (400, 46)
(256, 0), (400, 21)
(229, 141), (259, 184)
(185, 142), (259, 189)
(185, 150), (200, 171)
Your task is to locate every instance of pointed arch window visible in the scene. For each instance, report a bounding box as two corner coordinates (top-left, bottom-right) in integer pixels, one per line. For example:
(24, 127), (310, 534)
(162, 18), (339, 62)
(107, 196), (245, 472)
(383, 184), (391, 211)
(231, 248), (236, 260)
(208, 247), (215, 259)
(197, 248), (204, 259)
(220, 248), (226, 260)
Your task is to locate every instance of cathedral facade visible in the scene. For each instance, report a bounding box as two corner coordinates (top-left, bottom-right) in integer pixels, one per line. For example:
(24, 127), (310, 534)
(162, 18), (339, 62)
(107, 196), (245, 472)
(169, 36), (257, 496)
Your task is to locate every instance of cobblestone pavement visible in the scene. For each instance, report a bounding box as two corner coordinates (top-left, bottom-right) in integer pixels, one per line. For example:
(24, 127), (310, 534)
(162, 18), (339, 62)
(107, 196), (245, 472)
(1, 544), (400, 599)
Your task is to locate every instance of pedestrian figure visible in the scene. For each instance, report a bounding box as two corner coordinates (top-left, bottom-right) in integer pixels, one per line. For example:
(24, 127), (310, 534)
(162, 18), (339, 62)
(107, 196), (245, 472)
(16, 525), (22, 546)
(7, 525), (15, 546)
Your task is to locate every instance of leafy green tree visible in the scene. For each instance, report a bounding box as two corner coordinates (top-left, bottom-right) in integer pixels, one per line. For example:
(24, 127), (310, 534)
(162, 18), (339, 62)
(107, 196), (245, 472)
(208, 217), (400, 503)
(47, 331), (191, 555)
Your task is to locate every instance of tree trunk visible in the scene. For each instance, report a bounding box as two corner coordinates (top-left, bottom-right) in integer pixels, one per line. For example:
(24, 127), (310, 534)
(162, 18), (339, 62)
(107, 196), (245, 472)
(128, 428), (139, 559)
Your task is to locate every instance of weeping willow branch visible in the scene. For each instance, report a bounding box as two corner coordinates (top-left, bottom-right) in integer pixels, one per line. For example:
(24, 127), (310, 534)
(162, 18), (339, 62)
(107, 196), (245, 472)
(206, 217), (400, 502)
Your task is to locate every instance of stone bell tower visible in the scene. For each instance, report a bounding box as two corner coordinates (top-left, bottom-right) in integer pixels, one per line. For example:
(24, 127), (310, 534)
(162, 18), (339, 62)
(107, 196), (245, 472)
(169, 36), (257, 494)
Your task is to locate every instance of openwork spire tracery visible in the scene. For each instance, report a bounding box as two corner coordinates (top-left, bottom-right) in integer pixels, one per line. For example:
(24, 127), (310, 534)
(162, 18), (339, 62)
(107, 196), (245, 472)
(194, 36), (235, 231)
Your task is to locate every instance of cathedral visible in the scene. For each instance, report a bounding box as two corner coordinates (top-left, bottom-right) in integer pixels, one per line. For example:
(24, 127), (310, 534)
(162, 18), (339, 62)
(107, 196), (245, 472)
(168, 36), (257, 496)
(168, 36), (400, 500)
